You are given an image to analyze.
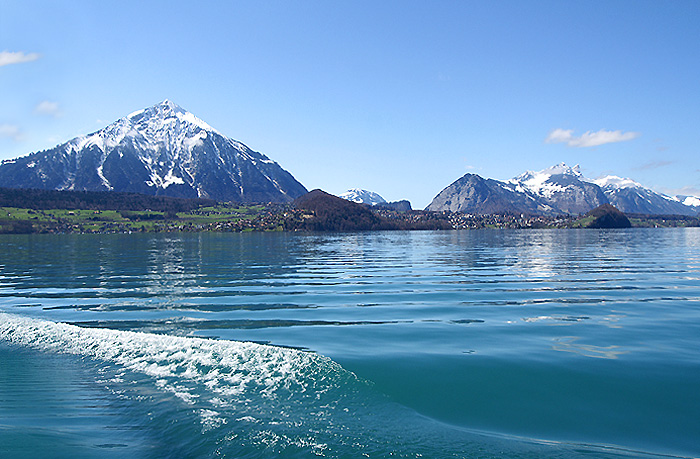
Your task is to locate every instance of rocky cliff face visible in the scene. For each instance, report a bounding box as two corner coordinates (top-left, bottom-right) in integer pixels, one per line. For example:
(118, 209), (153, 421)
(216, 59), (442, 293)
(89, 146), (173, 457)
(426, 173), (548, 214)
(376, 200), (412, 212)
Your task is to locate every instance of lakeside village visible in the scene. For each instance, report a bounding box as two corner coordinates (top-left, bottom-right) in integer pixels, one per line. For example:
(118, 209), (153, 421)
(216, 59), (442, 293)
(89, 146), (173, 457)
(0, 186), (697, 234)
(2, 203), (698, 235)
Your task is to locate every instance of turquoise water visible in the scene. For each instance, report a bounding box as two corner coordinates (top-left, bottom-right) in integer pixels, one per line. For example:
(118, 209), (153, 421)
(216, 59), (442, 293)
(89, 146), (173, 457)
(1, 229), (699, 458)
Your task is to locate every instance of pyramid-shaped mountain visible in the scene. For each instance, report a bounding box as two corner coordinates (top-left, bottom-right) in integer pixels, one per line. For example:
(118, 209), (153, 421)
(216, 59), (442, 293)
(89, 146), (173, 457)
(0, 100), (307, 203)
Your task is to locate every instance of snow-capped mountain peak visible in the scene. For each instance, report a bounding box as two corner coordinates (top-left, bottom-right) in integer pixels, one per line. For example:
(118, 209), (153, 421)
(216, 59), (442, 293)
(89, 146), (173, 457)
(510, 163), (583, 188)
(505, 163), (607, 214)
(68, 100), (221, 157)
(544, 162), (582, 177)
(127, 99), (219, 135)
(339, 189), (387, 206)
(593, 175), (644, 190)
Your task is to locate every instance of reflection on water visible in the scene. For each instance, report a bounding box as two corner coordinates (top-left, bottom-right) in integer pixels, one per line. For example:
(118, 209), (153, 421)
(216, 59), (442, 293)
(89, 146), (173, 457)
(552, 336), (628, 359)
(1, 230), (700, 362)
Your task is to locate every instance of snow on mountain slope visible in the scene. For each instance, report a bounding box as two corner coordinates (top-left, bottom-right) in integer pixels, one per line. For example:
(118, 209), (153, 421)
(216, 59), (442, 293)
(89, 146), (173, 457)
(509, 163), (607, 214)
(593, 174), (696, 215)
(511, 163), (583, 196)
(593, 175), (644, 190)
(0, 100), (307, 203)
(339, 189), (387, 206)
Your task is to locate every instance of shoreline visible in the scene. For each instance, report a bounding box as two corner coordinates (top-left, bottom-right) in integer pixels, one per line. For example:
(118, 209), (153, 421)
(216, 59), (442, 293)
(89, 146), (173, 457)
(1, 205), (698, 236)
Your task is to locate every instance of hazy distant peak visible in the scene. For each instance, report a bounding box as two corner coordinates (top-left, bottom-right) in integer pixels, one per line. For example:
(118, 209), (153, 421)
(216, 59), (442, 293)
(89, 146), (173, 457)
(339, 188), (387, 205)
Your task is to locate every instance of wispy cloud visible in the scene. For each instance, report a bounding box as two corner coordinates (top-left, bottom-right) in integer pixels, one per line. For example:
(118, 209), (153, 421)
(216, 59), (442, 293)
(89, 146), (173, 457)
(658, 185), (700, 198)
(35, 100), (61, 117)
(437, 72), (452, 82)
(0, 50), (40, 67)
(0, 124), (24, 141)
(545, 128), (640, 148)
(633, 160), (673, 171)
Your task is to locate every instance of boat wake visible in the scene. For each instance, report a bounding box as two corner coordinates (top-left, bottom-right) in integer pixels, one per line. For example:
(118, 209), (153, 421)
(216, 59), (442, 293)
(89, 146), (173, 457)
(0, 313), (682, 458)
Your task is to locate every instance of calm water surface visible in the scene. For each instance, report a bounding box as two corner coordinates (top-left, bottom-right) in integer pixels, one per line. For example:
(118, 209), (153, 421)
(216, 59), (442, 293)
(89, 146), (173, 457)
(1, 229), (699, 458)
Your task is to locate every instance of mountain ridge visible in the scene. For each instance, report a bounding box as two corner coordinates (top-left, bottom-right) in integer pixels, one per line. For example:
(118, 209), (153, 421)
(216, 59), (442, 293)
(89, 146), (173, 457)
(428, 163), (699, 216)
(1, 104), (697, 214)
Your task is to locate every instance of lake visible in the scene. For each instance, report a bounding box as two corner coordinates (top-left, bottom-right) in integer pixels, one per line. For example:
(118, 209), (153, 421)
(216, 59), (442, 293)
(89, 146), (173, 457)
(1, 229), (699, 458)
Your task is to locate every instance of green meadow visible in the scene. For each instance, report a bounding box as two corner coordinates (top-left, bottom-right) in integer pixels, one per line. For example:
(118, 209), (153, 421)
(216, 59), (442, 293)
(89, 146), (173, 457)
(0, 204), (281, 234)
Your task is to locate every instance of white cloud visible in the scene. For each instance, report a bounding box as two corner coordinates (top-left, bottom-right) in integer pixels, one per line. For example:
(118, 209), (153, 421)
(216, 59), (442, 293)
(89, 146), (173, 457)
(545, 128), (640, 147)
(0, 124), (23, 141)
(545, 128), (575, 144)
(0, 51), (40, 67)
(633, 160), (673, 171)
(35, 100), (61, 117)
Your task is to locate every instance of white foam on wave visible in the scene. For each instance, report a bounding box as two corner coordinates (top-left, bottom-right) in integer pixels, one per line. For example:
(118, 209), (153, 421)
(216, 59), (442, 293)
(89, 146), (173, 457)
(0, 312), (341, 429)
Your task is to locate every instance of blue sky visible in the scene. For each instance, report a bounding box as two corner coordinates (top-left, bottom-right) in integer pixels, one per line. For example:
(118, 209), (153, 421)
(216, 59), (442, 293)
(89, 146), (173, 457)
(1, 0), (699, 208)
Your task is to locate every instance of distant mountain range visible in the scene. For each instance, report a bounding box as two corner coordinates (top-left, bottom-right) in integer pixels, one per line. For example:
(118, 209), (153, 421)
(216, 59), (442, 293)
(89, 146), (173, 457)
(427, 163), (699, 216)
(339, 188), (387, 206)
(339, 188), (413, 211)
(0, 101), (697, 216)
(0, 100), (307, 203)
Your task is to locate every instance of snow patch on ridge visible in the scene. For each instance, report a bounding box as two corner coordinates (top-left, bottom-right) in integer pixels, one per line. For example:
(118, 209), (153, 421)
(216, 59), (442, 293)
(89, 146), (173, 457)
(184, 130), (207, 150)
(682, 196), (700, 207)
(177, 111), (218, 134)
(127, 108), (146, 118)
(509, 163), (584, 198)
(163, 170), (185, 188)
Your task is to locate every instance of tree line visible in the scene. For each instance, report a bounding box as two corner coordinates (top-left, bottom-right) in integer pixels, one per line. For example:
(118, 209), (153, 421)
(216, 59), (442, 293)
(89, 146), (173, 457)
(0, 187), (215, 212)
